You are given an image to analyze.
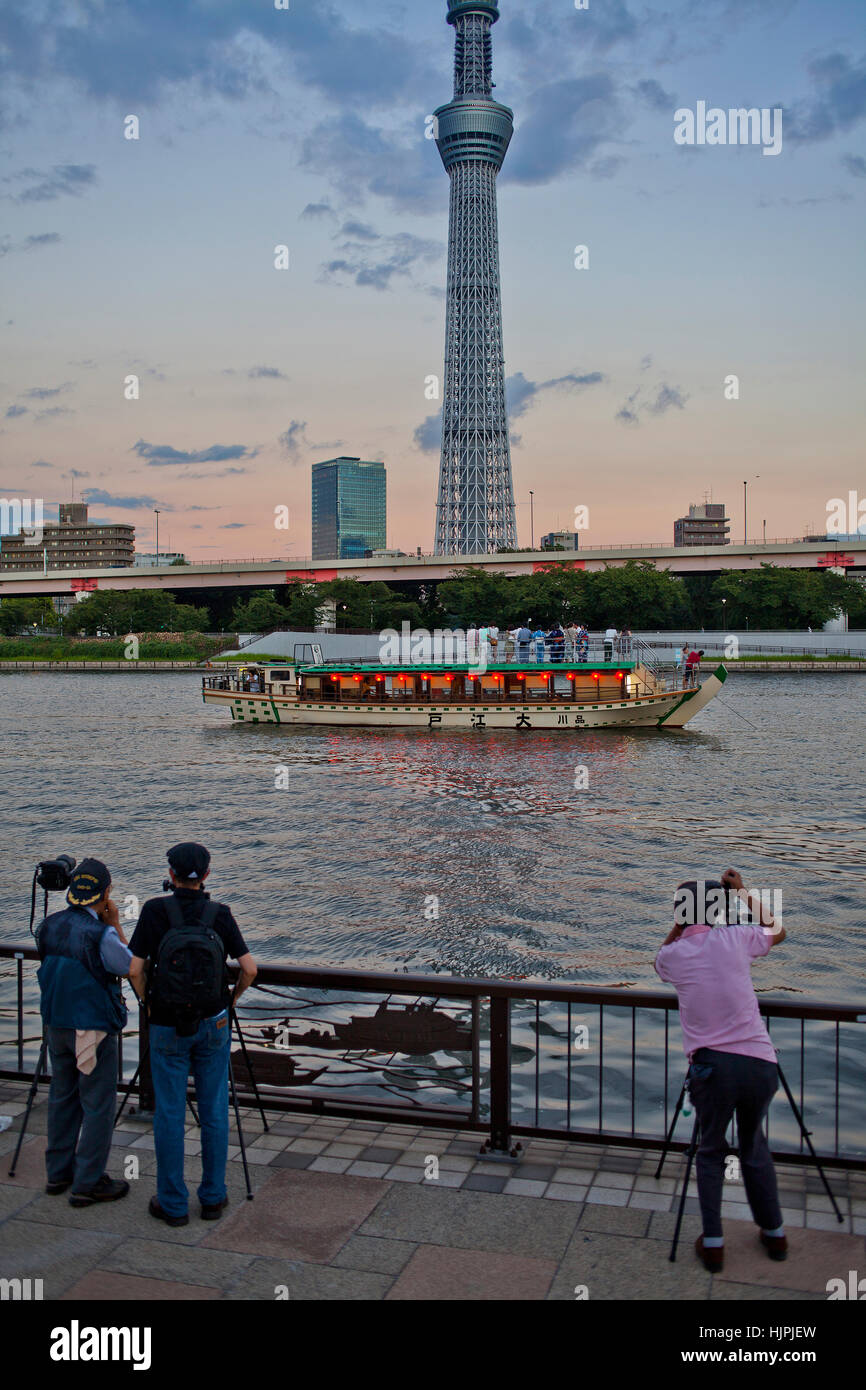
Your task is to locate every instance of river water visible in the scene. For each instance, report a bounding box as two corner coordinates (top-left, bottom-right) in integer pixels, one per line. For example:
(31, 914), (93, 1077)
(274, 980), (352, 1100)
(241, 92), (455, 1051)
(1, 671), (863, 1150)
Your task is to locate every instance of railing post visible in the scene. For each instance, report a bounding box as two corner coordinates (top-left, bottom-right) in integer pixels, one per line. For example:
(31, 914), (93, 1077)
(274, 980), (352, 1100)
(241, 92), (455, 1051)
(482, 994), (516, 1157)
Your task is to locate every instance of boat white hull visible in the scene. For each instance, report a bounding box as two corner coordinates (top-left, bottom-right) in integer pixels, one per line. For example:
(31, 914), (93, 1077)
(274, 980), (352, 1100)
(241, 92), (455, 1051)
(204, 667), (726, 730)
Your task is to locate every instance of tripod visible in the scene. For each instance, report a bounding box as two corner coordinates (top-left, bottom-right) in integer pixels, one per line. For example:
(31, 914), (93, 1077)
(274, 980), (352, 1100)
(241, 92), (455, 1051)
(656, 1060), (844, 1261)
(9, 1008), (269, 1203)
(115, 1006), (269, 1201)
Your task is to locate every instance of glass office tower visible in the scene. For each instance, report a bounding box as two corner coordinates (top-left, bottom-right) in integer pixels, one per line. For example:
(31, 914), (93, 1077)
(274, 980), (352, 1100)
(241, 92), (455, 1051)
(311, 457), (387, 559)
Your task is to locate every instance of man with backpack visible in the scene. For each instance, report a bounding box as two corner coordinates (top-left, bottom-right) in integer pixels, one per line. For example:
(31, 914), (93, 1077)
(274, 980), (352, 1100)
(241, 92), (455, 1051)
(128, 843), (257, 1227)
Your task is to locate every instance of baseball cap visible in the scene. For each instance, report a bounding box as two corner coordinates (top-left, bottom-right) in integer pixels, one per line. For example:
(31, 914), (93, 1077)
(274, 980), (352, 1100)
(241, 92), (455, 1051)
(167, 842), (211, 880)
(67, 859), (111, 907)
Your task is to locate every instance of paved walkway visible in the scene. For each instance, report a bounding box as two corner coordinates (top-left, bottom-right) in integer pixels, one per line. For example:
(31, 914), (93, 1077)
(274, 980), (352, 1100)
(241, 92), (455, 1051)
(1, 1081), (863, 1301)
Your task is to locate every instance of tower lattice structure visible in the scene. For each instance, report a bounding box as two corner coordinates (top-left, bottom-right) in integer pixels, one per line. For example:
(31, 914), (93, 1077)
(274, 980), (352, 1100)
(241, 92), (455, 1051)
(433, 1), (517, 556)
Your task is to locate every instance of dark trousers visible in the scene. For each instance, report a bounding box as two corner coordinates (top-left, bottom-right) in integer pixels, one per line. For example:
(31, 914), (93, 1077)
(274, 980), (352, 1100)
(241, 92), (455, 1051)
(45, 1027), (119, 1192)
(687, 1047), (783, 1238)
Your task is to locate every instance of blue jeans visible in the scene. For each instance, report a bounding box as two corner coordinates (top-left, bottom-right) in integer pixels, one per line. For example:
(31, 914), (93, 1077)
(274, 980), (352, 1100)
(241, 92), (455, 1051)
(149, 1011), (231, 1216)
(45, 1027), (119, 1191)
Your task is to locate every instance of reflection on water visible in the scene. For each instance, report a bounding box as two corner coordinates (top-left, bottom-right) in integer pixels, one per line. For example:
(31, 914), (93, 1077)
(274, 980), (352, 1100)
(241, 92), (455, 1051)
(0, 672), (864, 999)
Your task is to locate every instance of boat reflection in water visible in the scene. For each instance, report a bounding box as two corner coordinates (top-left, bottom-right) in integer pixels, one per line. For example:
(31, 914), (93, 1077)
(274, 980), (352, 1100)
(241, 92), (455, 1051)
(257, 1000), (474, 1057)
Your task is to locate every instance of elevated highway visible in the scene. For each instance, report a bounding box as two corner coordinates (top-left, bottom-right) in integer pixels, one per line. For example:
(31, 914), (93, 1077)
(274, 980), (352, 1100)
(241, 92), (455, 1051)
(0, 538), (863, 597)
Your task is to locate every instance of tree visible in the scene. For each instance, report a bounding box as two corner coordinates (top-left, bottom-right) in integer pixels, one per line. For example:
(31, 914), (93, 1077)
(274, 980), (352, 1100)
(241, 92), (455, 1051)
(711, 565), (855, 629)
(0, 596), (57, 635)
(73, 589), (209, 635)
(229, 591), (291, 632)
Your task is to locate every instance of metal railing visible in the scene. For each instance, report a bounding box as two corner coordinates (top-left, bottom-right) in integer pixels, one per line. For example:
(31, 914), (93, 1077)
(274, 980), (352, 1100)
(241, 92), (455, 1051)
(1, 946), (862, 1167)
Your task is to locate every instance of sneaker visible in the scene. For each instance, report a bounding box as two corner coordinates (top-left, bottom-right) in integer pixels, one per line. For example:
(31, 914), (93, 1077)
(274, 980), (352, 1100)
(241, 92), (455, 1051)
(148, 1196), (189, 1228)
(760, 1231), (788, 1261)
(69, 1175), (130, 1207)
(200, 1195), (229, 1221)
(695, 1235), (724, 1273)
(45, 1179), (73, 1196)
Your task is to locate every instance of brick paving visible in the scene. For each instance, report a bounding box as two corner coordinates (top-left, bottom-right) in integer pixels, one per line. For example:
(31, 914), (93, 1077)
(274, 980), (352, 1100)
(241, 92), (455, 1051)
(1, 1081), (863, 1301)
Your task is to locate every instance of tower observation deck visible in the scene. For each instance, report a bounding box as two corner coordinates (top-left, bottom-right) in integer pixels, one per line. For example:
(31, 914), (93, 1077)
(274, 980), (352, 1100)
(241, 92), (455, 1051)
(433, 1), (517, 555)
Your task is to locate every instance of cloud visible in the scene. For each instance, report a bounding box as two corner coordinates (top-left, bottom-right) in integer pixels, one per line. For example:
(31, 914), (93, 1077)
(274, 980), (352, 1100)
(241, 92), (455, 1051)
(0, 232), (61, 258)
(300, 201), (336, 221)
(506, 370), (605, 422)
(503, 75), (622, 186)
(247, 366), (287, 379)
(22, 382), (73, 400)
(31, 458), (53, 468)
(615, 379), (688, 426)
(635, 79), (675, 111)
(414, 412), (442, 453)
(301, 112), (441, 214)
(5, 404), (28, 418)
(785, 53), (866, 146)
(220, 522), (248, 529)
(3, 164), (97, 203)
(279, 421), (311, 459)
(320, 224), (442, 292)
(842, 153), (866, 178)
(35, 406), (75, 420)
(132, 438), (251, 465)
(81, 488), (158, 509)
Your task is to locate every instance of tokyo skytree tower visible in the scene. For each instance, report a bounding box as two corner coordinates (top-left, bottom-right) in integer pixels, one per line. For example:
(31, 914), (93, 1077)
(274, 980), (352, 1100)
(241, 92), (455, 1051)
(433, 1), (517, 555)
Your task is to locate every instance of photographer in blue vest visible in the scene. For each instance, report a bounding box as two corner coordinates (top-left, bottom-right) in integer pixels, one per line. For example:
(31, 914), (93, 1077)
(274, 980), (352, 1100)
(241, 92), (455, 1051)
(36, 858), (133, 1206)
(129, 843), (257, 1227)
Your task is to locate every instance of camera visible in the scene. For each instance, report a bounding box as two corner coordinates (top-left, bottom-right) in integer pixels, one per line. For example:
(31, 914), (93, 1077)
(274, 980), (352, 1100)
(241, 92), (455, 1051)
(36, 855), (76, 893)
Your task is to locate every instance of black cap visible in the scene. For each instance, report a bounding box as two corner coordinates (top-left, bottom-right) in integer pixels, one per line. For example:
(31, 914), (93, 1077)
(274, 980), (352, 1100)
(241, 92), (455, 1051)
(167, 842), (211, 881)
(67, 858), (111, 907)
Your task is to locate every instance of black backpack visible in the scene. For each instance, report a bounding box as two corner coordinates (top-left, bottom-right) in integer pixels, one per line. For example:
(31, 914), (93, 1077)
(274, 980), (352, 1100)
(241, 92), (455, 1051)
(151, 896), (227, 1031)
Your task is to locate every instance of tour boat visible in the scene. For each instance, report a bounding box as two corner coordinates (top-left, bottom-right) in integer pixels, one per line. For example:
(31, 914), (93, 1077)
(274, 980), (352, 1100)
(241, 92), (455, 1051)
(202, 645), (726, 730)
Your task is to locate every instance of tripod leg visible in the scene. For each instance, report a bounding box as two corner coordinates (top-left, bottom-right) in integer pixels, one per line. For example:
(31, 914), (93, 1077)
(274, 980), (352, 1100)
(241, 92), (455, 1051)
(115, 1057), (142, 1127)
(228, 1054), (253, 1201)
(187, 1095), (200, 1127)
(656, 1078), (687, 1180)
(776, 1063), (844, 1224)
(8, 1039), (47, 1178)
(231, 1008), (269, 1133)
(670, 1114), (700, 1263)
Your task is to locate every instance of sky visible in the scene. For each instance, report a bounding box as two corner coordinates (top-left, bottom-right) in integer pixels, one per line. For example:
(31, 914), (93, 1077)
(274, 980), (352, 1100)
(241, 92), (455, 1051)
(1, 0), (864, 559)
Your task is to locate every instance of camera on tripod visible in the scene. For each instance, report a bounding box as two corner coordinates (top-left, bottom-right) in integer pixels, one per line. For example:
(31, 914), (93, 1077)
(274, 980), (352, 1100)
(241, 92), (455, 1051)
(36, 855), (76, 893)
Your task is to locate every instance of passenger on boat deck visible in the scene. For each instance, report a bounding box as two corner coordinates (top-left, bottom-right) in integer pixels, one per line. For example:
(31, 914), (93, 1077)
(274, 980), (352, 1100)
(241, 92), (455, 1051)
(577, 625), (589, 662)
(564, 622), (579, 658)
(547, 622), (565, 662)
(532, 625), (546, 662)
(504, 629), (516, 661)
(516, 624), (532, 662)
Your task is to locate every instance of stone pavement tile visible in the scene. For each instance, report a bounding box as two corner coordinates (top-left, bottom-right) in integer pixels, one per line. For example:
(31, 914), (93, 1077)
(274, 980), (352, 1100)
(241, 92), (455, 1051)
(585, 1187), (630, 1207)
(309, 1157), (352, 1175)
(553, 1167), (597, 1186)
(0, 1134), (47, 1188)
(387, 1243), (556, 1301)
(807, 1192), (849, 1213)
(629, 1191), (672, 1213)
(358, 1185), (580, 1260)
(781, 1208), (805, 1228)
(852, 1218), (866, 1236)
(200, 1166), (391, 1263)
(777, 1190), (805, 1209)
(385, 1165), (424, 1183)
(250, 1134), (292, 1151)
(447, 1139), (485, 1156)
(646, 1210), (704, 1246)
(333, 1234), (417, 1275)
(323, 1143), (365, 1159)
(0, 1183), (41, 1222)
(346, 1161), (391, 1179)
(361, 1146), (405, 1165)
(550, 1229), (713, 1301)
(714, 1221), (865, 1293)
(229, 1256), (392, 1300)
(463, 1175), (507, 1194)
(806, 1211), (852, 1233)
(271, 1150), (314, 1170)
(511, 1162), (556, 1182)
(62, 1270), (222, 1301)
(710, 1280), (823, 1302)
(245, 1149), (277, 1166)
(635, 1175), (676, 1194)
(423, 1171), (465, 1190)
(269, 1121), (310, 1137)
(578, 1204), (651, 1237)
(97, 1236), (255, 1290)
(285, 1138), (327, 1155)
(503, 1178), (547, 1198)
(0, 1219), (125, 1298)
(545, 1184), (587, 1203)
(590, 1170), (633, 1190)
(597, 1154), (642, 1172)
(439, 1155), (476, 1173)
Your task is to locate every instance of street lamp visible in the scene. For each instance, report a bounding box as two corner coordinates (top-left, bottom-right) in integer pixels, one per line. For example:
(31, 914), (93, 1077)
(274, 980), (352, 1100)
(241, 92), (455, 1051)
(743, 476), (760, 544)
(529, 491), (534, 550)
(154, 509), (161, 564)
(721, 596), (727, 630)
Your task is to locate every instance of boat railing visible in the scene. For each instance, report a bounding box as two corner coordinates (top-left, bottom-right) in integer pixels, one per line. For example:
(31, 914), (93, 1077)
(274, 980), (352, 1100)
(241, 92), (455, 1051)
(1, 945), (862, 1166)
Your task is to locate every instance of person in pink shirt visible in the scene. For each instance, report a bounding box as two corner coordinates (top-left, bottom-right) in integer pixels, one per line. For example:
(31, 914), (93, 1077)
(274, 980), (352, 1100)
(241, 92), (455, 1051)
(654, 869), (787, 1274)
